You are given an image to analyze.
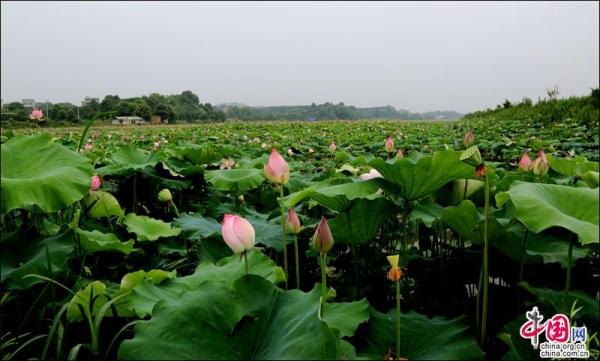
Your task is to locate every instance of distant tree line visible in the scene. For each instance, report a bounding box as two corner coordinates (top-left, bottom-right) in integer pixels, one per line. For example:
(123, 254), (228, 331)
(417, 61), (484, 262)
(1, 90), (226, 125)
(218, 103), (463, 121)
(463, 87), (599, 128)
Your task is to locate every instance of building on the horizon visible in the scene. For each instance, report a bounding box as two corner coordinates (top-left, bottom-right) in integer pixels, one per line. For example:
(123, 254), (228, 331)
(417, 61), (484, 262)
(81, 96), (100, 106)
(112, 116), (146, 125)
(21, 98), (36, 108)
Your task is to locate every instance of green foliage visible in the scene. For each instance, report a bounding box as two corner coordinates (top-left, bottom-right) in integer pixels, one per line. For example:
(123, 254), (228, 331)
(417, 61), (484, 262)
(1, 133), (93, 213)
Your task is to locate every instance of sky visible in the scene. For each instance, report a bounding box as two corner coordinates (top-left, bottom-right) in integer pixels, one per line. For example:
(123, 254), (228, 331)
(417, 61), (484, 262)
(1, 1), (598, 113)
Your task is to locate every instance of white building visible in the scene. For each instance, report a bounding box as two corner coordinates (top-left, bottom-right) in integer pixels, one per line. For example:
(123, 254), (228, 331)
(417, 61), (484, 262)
(112, 116), (146, 125)
(22, 99), (36, 108)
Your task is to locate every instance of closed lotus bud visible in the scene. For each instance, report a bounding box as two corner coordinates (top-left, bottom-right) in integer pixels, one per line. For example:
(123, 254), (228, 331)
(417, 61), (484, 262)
(518, 152), (533, 172)
(90, 175), (102, 191)
(359, 168), (383, 181)
(385, 136), (395, 153)
(221, 214), (255, 254)
(264, 149), (290, 184)
(312, 216), (334, 253)
(84, 143), (93, 151)
(532, 150), (549, 176)
(329, 142), (336, 153)
(286, 208), (302, 234)
(396, 149), (404, 159)
(158, 189), (172, 203)
(463, 131), (475, 147)
(460, 146), (483, 167)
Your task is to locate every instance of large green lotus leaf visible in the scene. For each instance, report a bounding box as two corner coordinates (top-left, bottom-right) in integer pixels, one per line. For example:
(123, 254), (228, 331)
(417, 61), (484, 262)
(1, 229), (74, 290)
(244, 214), (287, 250)
(434, 178), (485, 207)
(368, 150), (474, 201)
(519, 282), (599, 324)
(322, 298), (370, 338)
(96, 146), (162, 176)
(441, 200), (506, 245)
(204, 169), (265, 191)
(67, 281), (108, 322)
(354, 308), (483, 360)
(120, 269), (177, 291)
(329, 198), (396, 245)
(1, 133), (93, 213)
(173, 213), (221, 240)
(582, 170), (599, 188)
(492, 225), (590, 269)
(282, 180), (382, 212)
(76, 228), (134, 255)
(496, 181), (599, 244)
(127, 249), (284, 318)
(410, 197), (444, 228)
(497, 316), (539, 360)
(84, 191), (125, 218)
(177, 143), (221, 165)
(547, 154), (599, 177)
(123, 214), (181, 242)
(119, 276), (340, 360)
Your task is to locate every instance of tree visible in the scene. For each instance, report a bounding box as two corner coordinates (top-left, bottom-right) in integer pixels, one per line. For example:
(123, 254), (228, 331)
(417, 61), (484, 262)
(100, 95), (120, 112)
(117, 101), (134, 116)
(2, 102), (28, 122)
(134, 101), (152, 121)
(155, 103), (174, 121)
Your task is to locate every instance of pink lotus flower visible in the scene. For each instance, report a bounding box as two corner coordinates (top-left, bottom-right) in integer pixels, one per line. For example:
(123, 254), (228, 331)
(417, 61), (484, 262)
(220, 158), (235, 170)
(518, 152), (532, 172)
(286, 208), (302, 234)
(312, 216), (334, 253)
(329, 142), (336, 153)
(359, 168), (383, 181)
(532, 150), (549, 176)
(90, 175), (102, 191)
(29, 108), (44, 121)
(463, 131), (475, 147)
(84, 143), (93, 151)
(221, 214), (255, 254)
(385, 136), (394, 153)
(264, 149), (290, 184)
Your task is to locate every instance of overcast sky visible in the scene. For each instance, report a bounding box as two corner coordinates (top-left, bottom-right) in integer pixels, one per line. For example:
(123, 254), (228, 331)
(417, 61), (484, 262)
(1, 1), (598, 113)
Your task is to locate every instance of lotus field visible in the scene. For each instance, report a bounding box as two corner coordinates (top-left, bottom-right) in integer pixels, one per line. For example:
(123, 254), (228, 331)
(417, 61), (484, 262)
(0, 115), (599, 360)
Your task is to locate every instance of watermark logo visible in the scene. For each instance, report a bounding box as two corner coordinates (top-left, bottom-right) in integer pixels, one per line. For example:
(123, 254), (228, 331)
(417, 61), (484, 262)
(519, 306), (589, 359)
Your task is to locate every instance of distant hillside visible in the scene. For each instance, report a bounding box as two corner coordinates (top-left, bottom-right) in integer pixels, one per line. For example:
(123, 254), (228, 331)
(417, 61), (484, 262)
(216, 103), (463, 121)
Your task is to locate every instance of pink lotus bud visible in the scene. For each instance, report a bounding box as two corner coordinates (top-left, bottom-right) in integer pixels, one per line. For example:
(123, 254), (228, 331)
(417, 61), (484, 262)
(463, 131), (475, 147)
(532, 150), (549, 176)
(221, 214), (255, 254)
(359, 168), (383, 181)
(90, 175), (101, 191)
(264, 149), (290, 184)
(84, 143), (93, 151)
(329, 142), (337, 153)
(396, 149), (404, 159)
(312, 216), (334, 253)
(385, 136), (394, 153)
(518, 152), (532, 172)
(286, 208), (302, 234)
(29, 108), (44, 121)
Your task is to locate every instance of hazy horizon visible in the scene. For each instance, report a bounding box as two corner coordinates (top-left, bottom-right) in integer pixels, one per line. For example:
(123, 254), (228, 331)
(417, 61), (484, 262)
(1, 1), (599, 113)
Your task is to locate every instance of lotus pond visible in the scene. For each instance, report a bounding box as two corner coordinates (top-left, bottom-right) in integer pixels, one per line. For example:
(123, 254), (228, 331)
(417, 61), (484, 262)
(1, 116), (599, 360)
